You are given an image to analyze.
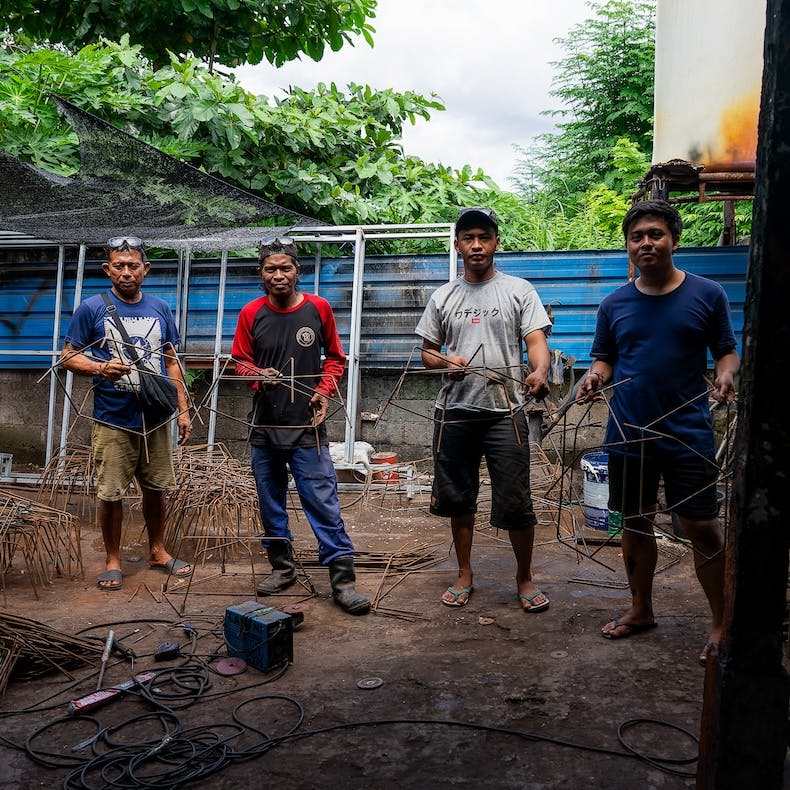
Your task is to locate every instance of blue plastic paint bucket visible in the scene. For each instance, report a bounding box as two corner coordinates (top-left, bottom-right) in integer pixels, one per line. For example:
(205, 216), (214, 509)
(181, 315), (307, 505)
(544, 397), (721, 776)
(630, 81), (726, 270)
(581, 451), (609, 530)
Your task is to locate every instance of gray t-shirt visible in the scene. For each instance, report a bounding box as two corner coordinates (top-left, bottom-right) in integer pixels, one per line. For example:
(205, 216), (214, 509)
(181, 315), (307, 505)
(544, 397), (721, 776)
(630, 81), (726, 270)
(415, 270), (550, 412)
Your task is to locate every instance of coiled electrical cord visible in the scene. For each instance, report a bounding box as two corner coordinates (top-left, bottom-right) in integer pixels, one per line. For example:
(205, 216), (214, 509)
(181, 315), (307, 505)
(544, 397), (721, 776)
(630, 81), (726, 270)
(1, 616), (700, 786)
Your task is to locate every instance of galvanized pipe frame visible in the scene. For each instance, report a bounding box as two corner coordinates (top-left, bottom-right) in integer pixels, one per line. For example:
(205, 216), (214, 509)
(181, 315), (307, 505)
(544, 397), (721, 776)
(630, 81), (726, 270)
(56, 244), (87, 462)
(1, 223), (457, 478)
(283, 223), (456, 464)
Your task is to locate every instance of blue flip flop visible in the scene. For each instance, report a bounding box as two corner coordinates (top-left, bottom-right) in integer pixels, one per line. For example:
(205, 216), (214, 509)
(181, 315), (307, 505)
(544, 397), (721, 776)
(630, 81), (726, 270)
(97, 569), (123, 591)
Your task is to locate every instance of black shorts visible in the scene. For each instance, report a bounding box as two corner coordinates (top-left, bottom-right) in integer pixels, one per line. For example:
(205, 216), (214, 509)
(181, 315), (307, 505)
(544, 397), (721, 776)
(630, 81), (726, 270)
(430, 409), (537, 530)
(607, 453), (720, 520)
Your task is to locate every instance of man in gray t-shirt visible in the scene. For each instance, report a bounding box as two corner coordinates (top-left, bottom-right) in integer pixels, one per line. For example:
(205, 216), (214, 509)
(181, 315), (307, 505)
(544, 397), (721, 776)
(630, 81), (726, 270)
(416, 206), (551, 611)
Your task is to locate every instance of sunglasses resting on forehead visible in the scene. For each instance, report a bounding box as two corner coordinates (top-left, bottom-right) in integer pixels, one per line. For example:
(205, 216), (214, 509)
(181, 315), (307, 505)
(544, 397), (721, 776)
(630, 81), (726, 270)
(260, 236), (294, 247)
(107, 236), (145, 251)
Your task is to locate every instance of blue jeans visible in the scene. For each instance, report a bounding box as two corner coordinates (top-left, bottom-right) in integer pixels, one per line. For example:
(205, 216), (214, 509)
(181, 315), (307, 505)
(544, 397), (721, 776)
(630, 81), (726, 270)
(250, 444), (355, 565)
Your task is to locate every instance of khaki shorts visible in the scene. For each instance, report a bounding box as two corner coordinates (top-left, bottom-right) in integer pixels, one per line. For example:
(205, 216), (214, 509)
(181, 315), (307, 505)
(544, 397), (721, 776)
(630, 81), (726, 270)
(91, 423), (175, 501)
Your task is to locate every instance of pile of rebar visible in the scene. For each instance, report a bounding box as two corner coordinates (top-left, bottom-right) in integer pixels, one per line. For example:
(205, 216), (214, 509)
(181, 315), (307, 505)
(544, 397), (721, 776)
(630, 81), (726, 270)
(0, 612), (101, 695)
(162, 444), (263, 563)
(294, 544), (440, 573)
(0, 488), (83, 601)
(36, 444), (96, 516)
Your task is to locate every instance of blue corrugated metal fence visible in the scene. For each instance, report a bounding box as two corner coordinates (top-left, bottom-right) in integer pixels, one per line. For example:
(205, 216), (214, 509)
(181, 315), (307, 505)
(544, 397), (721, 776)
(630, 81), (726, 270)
(0, 246), (748, 369)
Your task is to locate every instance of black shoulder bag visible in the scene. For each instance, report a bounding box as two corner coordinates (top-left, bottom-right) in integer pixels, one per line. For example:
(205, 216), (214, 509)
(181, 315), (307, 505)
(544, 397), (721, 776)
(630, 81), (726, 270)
(101, 292), (180, 421)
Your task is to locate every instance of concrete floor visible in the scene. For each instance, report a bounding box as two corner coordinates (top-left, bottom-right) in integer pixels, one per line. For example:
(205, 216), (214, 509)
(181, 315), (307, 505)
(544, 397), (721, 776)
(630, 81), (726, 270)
(0, 481), (727, 789)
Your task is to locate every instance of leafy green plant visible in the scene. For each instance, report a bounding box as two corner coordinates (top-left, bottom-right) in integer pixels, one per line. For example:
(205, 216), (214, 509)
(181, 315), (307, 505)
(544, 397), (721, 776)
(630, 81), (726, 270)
(0, 0), (377, 70)
(0, 38), (511, 235)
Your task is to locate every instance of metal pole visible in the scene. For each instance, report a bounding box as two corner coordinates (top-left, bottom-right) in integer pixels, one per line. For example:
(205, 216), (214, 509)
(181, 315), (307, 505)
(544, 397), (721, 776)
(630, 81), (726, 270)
(448, 224), (458, 281)
(313, 242), (322, 296)
(179, 247), (192, 341)
(343, 228), (366, 463)
(45, 246), (67, 464)
(57, 244), (87, 457)
(207, 250), (228, 449)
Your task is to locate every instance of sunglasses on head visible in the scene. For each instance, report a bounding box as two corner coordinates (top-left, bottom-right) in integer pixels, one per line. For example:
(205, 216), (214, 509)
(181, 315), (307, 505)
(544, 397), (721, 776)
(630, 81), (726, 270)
(107, 236), (145, 251)
(260, 236), (294, 247)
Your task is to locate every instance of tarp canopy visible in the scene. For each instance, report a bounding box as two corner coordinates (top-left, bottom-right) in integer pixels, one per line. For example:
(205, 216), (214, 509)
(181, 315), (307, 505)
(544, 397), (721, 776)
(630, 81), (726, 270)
(0, 97), (320, 252)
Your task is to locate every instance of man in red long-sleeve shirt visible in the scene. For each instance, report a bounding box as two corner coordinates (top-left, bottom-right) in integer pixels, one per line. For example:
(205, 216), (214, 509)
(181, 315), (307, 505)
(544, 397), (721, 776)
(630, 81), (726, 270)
(232, 237), (369, 615)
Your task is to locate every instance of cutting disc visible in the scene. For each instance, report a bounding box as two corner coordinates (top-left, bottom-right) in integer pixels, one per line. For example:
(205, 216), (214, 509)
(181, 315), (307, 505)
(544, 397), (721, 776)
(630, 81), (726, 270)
(216, 657), (248, 676)
(357, 677), (384, 690)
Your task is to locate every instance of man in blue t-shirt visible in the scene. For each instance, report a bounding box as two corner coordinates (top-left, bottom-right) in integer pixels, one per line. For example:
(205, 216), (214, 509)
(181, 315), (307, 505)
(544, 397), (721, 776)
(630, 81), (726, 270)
(60, 237), (192, 591)
(579, 200), (739, 666)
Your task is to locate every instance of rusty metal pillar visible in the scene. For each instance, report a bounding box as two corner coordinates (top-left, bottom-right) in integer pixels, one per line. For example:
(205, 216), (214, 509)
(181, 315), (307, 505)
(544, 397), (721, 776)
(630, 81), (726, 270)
(697, 1), (790, 788)
(720, 201), (736, 246)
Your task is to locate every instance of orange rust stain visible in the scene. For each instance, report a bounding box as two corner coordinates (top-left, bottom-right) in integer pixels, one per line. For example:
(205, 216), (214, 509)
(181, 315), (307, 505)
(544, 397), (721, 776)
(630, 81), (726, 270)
(706, 89), (761, 169)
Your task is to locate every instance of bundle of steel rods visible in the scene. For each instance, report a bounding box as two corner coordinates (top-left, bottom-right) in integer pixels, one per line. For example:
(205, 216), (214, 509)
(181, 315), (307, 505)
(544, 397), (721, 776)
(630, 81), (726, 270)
(36, 444), (96, 516)
(0, 612), (101, 693)
(0, 488), (83, 601)
(162, 444), (263, 563)
(294, 543), (441, 573)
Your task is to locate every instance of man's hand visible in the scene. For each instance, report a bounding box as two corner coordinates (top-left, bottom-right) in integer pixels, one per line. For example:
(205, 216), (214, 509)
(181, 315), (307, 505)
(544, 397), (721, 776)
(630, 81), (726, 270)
(176, 411), (193, 446)
(445, 355), (469, 381)
(259, 367), (281, 391)
(310, 393), (328, 426)
(99, 358), (132, 382)
(712, 371), (736, 405)
(523, 370), (549, 400)
(577, 374), (601, 403)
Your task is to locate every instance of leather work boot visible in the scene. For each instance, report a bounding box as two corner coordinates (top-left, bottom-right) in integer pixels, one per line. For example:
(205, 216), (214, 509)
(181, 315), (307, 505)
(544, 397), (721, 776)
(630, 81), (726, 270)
(256, 541), (297, 595)
(329, 555), (371, 615)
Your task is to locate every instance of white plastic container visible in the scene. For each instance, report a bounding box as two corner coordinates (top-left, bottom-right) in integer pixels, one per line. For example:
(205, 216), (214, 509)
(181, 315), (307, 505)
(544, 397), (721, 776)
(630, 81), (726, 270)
(581, 451), (609, 531)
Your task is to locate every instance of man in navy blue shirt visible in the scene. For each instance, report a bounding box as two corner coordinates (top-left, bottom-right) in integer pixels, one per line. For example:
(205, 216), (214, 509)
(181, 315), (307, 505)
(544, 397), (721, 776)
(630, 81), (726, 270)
(579, 200), (739, 665)
(61, 237), (192, 591)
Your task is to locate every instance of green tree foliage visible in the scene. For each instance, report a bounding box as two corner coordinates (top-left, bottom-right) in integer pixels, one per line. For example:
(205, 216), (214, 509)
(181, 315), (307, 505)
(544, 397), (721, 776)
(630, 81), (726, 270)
(0, 38), (508, 235)
(523, 0), (656, 203)
(514, 0), (750, 248)
(0, 0), (377, 70)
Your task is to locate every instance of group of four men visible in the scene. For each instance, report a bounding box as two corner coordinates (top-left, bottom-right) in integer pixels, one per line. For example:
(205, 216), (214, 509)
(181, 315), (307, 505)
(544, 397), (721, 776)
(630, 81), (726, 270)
(61, 200), (738, 663)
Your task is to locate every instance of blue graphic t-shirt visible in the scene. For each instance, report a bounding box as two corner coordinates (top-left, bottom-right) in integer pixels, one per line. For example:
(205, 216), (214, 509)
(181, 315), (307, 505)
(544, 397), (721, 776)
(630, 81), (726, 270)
(64, 291), (181, 430)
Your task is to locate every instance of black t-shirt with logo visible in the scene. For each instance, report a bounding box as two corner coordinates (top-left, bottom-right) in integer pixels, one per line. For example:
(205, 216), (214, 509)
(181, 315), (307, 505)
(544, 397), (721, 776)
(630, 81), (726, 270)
(231, 293), (346, 449)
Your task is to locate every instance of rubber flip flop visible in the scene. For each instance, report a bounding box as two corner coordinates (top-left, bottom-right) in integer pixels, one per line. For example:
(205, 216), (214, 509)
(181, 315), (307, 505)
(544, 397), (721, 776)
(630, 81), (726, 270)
(97, 569), (123, 591)
(518, 590), (550, 613)
(601, 618), (657, 639)
(442, 586), (473, 607)
(150, 558), (193, 578)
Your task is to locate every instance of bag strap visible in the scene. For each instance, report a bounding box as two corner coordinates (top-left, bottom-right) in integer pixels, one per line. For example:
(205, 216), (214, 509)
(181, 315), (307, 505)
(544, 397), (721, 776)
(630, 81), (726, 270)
(101, 291), (143, 367)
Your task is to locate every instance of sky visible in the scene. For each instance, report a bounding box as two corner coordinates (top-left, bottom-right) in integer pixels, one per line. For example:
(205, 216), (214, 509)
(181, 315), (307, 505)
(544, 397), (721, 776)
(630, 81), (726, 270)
(234, 0), (593, 189)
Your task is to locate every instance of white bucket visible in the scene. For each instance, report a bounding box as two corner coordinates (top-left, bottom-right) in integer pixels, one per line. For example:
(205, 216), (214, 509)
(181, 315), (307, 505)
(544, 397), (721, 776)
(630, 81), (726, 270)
(581, 451), (609, 531)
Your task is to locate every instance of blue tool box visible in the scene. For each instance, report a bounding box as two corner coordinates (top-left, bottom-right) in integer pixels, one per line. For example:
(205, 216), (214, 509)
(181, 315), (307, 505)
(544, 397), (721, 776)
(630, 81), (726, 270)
(223, 601), (294, 671)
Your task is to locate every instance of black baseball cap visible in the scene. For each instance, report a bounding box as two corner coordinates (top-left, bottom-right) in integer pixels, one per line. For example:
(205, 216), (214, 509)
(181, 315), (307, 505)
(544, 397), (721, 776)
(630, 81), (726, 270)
(455, 206), (499, 233)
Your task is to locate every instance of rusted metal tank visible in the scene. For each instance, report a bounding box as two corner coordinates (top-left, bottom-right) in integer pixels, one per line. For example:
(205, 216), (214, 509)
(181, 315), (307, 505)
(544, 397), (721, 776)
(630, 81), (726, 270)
(652, 0), (766, 170)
